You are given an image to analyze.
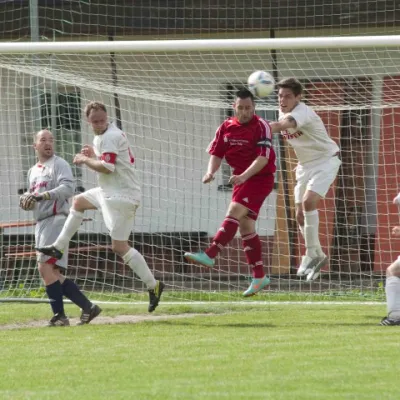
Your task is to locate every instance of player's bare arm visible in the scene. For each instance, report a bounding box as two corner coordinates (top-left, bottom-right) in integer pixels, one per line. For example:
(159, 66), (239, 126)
(203, 155), (222, 183)
(269, 115), (297, 134)
(229, 156), (268, 186)
(73, 153), (112, 174)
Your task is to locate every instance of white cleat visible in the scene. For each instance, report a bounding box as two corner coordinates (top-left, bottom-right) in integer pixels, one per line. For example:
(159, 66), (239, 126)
(306, 255), (328, 282)
(297, 255), (316, 277)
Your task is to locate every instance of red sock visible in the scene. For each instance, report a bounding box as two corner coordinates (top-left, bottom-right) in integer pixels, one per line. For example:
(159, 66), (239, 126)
(242, 233), (265, 278)
(205, 217), (240, 259)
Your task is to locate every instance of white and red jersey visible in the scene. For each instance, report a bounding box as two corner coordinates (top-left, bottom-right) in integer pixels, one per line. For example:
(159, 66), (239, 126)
(93, 123), (141, 201)
(279, 102), (339, 165)
(207, 115), (276, 177)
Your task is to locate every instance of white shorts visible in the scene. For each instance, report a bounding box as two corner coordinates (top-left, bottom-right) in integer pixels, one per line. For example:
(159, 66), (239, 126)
(294, 156), (341, 204)
(82, 187), (139, 241)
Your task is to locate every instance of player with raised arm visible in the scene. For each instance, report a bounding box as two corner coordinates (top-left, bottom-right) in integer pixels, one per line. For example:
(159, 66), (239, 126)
(269, 78), (341, 281)
(36, 102), (164, 312)
(19, 129), (101, 326)
(184, 88), (276, 297)
(380, 193), (400, 326)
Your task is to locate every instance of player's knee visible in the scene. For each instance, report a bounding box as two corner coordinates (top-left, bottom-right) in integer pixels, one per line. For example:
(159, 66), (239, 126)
(111, 241), (129, 256)
(387, 259), (400, 277)
(71, 195), (89, 212)
(227, 202), (248, 220)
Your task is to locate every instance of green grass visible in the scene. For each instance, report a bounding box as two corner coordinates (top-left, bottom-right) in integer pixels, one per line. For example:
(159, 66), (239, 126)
(0, 302), (397, 400)
(0, 287), (387, 302)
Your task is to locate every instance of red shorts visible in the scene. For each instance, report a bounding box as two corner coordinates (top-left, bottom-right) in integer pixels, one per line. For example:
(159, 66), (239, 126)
(232, 175), (274, 220)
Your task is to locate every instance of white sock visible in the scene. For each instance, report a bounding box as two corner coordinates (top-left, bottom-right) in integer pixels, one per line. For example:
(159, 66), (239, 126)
(123, 248), (157, 289)
(54, 209), (84, 250)
(386, 276), (400, 320)
(304, 210), (323, 258)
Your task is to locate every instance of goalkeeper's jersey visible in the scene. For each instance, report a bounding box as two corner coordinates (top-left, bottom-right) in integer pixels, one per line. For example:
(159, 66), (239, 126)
(27, 155), (75, 221)
(92, 123), (141, 202)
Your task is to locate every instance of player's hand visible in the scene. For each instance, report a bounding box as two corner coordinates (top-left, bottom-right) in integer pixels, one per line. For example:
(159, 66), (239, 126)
(19, 193), (37, 211)
(81, 145), (95, 158)
(73, 153), (88, 165)
(228, 174), (247, 186)
(202, 173), (215, 184)
(392, 226), (400, 237)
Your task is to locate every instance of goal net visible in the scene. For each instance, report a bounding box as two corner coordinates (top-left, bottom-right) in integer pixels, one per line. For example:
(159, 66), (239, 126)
(0, 36), (400, 303)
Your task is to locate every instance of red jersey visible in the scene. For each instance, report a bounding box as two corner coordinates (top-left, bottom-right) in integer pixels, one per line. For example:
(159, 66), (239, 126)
(207, 115), (276, 177)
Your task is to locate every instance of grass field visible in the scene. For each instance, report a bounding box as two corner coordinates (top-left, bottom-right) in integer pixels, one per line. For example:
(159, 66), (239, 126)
(0, 301), (398, 400)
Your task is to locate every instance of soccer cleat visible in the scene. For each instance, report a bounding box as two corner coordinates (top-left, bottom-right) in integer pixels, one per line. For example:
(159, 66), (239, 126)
(243, 275), (271, 297)
(148, 280), (165, 313)
(47, 313), (70, 327)
(184, 251), (215, 268)
(297, 255), (316, 276)
(306, 255), (328, 282)
(380, 316), (400, 326)
(35, 245), (64, 260)
(77, 304), (102, 325)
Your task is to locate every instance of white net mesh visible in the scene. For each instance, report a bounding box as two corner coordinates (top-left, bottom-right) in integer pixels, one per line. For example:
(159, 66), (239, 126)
(0, 26), (400, 301)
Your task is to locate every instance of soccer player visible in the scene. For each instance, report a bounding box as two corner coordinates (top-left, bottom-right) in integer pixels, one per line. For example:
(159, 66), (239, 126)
(269, 77), (341, 281)
(380, 193), (400, 326)
(36, 101), (164, 312)
(19, 129), (101, 326)
(184, 88), (276, 297)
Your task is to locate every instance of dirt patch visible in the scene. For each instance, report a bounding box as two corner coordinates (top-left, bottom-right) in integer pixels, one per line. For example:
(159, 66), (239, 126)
(0, 313), (205, 330)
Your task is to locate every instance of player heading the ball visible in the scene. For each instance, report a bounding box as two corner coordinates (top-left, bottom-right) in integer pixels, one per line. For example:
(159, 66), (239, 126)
(185, 88), (276, 297)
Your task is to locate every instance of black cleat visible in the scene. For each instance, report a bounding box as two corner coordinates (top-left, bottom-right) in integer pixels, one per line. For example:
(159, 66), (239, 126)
(148, 281), (165, 312)
(380, 316), (400, 326)
(35, 245), (64, 260)
(77, 304), (102, 325)
(47, 313), (70, 327)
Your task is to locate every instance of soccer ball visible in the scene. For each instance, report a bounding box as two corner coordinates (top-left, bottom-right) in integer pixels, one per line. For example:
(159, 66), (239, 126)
(247, 70), (275, 98)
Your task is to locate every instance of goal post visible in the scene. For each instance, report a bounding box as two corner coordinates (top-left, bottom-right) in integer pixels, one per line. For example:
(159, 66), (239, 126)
(0, 35), (399, 303)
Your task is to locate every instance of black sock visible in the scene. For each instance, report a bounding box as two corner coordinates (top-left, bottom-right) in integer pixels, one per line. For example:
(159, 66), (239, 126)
(45, 280), (65, 316)
(62, 279), (92, 311)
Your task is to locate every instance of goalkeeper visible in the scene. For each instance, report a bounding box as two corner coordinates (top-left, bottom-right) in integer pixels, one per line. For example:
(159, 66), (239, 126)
(20, 129), (101, 326)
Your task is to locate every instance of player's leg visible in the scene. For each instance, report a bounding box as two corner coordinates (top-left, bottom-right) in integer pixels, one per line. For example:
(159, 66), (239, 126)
(298, 156), (341, 281)
(294, 165), (316, 276)
(35, 218), (68, 326)
(240, 217), (270, 297)
(184, 201), (248, 267)
(36, 188), (100, 258)
(38, 262), (69, 326)
(380, 257), (400, 326)
(102, 197), (164, 312)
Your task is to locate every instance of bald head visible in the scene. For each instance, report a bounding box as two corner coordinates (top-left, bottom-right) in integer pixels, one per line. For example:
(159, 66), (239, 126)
(34, 129), (55, 161)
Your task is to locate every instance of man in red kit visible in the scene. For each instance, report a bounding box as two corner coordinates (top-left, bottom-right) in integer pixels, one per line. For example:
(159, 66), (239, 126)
(184, 88), (276, 297)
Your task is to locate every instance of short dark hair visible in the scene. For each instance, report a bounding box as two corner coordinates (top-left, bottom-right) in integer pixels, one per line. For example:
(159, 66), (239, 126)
(84, 101), (107, 118)
(235, 88), (255, 102)
(276, 78), (303, 97)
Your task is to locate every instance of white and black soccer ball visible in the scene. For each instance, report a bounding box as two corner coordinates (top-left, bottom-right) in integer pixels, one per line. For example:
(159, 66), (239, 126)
(247, 70), (275, 98)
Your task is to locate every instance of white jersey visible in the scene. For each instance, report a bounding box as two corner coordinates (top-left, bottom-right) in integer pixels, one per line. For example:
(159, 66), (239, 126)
(93, 123), (141, 201)
(279, 102), (339, 165)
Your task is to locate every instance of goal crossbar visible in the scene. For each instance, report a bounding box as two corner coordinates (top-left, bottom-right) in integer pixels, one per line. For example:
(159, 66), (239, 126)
(1, 35), (400, 54)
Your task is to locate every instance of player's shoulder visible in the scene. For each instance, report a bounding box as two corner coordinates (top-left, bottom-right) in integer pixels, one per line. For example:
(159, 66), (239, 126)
(53, 155), (72, 170)
(294, 102), (316, 115)
(104, 123), (125, 140)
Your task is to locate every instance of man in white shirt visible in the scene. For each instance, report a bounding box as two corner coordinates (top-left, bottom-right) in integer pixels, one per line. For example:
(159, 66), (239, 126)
(380, 193), (400, 326)
(269, 78), (341, 281)
(37, 101), (164, 312)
